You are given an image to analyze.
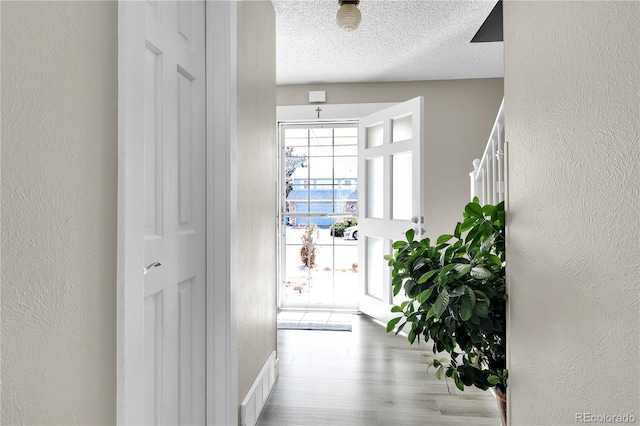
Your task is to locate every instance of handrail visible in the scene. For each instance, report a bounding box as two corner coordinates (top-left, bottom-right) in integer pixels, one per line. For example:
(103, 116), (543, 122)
(470, 99), (505, 205)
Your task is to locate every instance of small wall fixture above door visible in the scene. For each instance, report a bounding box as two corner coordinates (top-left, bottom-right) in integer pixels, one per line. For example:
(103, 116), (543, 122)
(337, 0), (361, 32)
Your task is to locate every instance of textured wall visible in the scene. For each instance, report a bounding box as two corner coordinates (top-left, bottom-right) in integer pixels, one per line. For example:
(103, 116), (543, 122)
(504, 1), (640, 424)
(1, 2), (118, 424)
(236, 1), (278, 406)
(277, 79), (504, 239)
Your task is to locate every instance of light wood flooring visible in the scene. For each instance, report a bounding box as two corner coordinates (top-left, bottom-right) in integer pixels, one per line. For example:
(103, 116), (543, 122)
(257, 313), (501, 426)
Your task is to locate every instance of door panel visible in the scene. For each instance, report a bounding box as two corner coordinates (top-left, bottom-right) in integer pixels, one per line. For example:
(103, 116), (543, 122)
(143, 1), (206, 424)
(358, 97), (424, 323)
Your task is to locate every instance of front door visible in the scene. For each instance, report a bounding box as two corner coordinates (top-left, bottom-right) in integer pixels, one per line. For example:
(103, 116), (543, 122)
(119, 1), (206, 424)
(358, 97), (424, 323)
(280, 123), (360, 310)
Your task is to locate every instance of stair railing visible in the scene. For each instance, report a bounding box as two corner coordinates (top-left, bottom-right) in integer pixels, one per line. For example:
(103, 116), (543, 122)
(470, 99), (505, 205)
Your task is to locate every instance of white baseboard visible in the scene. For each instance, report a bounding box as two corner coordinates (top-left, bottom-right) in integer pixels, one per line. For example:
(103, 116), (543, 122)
(240, 351), (278, 426)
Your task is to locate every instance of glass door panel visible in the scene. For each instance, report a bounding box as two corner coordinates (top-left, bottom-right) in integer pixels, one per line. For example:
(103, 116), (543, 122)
(280, 124), (359, 309)
(392, 151), (413, 220)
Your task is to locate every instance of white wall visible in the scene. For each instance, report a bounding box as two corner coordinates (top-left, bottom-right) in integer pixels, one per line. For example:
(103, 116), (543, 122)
(236, 0), (278, 409)
(278, 79), (504, 240)
(1, 2), (118, 424)
(504, 1), (640, 424)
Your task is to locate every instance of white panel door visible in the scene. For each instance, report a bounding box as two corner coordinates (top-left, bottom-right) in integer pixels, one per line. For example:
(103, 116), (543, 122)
(144, 1), (206, 424)
(358, 97), (424, 323)
(119, 1), (206, 424)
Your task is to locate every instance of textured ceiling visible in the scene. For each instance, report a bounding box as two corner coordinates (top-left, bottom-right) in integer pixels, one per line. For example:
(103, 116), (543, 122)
(273, 0), (504, 85)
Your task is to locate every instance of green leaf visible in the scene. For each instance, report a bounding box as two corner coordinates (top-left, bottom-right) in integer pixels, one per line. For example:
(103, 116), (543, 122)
(458, 217), (476, 233)
(473, 301), (490, 318)
(437, 234), (454, 245)
(449, 286), (465, 297)
(474, 290), (488, 302)
(405, 228), (415, 243)
(459, 304), (472, 321)
(438, 264), (458, 283)
(417, 287), (434, 304)
(453, 222), (462, 239)
(482, 204), (496, 216)
(464, 286), (476, 305)
(453, 372), (465, 391)
(433, 289), (450, 319)
(392, 279), (403, 297)
(386, 316), (402, 333)
(488, 375), (501, 385)
(395, 321), (407, 335)
(435, 366), (444, 380)
(454, 264), (472, 275)
(391, 305), (403, 313)
(408, 329), (416, 343)
(465, 202), (483, 218)
(459, 287), (476, 321)
(426, 305), (436, 320)
(392, 240), (406, 250)
(404, 279), (418, 296)
(480, 234), (496, 252)
(470, 266), (492, 280)
(486, 254), (503, 266)
(418, 269), (438, 284)
(412, 259), (426, 271)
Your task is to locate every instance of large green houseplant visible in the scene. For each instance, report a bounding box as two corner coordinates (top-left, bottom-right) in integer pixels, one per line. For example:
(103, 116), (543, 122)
(386, 198), (507, 424)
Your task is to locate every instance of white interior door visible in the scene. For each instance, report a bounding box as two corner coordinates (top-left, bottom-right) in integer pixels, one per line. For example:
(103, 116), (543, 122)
(358, 97), (424, 323)
(119, 1), (206, 424)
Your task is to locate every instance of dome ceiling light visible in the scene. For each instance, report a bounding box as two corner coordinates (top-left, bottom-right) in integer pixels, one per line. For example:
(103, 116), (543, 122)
(336, 0), (361, 32)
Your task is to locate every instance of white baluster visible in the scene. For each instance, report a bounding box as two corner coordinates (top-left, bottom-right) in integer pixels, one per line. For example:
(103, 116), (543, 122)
(470, 158), (481, 201)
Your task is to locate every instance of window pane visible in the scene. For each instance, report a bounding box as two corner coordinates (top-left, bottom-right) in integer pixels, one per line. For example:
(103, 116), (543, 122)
(334, 184), (358, 214)
(285, 146), (309, 157)
(286, 184), (309, 213)
(334, 156), (357, 179)
(334, 127), (358, 155)
(366, 123), (383, 148)
(309, 146), (333, 157)
(284, 128), (308, 148)
(392, 152), (412, 220)
(334, 145), (358, 156)
(366, 157), (383, 219)
(307, 156), (333, 180)
(392, 114), (412, 143)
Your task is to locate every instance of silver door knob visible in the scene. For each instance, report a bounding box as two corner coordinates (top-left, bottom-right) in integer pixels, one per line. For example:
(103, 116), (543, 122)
(144, 262), (162, 275)
(411, 216), (419, 224)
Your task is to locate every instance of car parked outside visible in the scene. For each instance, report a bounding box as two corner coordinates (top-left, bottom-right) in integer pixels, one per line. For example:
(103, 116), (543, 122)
(343, 226), (358, 240)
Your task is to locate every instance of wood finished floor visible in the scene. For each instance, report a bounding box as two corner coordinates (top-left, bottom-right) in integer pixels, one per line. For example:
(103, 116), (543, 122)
(257, 313), (501, 426)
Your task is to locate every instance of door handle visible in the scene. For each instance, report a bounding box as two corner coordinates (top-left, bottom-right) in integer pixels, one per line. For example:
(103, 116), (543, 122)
(411, 216), (419, 224)
(144, 262), (162, 276)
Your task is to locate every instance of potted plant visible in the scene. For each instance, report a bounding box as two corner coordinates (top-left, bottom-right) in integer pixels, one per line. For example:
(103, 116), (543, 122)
(386, 198), (507, 425)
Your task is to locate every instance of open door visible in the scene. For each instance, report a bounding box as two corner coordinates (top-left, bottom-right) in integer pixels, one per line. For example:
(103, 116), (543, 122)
(118, 1), (206, 424)
(358, 97), (424, 323)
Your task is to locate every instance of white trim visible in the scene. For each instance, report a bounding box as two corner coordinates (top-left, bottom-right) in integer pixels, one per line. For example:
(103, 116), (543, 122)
(277, 102), (396, 122)
(240, 351), (278, 426)
(206, 2), (238, 425)
(117, 2), (146, 424)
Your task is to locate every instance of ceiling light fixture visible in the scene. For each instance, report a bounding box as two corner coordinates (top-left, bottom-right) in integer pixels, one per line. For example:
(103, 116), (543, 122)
(336, 0), (361, 32)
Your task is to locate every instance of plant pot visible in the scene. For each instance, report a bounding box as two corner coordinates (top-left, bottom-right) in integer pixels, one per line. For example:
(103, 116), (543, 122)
(491, 385), (507, 426)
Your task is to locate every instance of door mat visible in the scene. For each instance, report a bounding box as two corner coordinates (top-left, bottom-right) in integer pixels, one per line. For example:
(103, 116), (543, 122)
(277, 320), (352, 332)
